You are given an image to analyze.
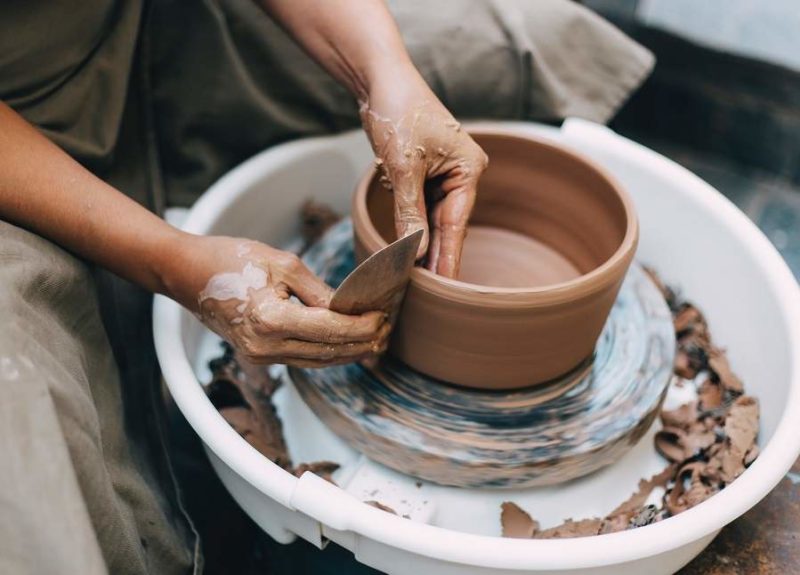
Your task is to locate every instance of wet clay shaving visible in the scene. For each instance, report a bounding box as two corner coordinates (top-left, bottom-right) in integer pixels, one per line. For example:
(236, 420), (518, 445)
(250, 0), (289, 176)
(364, 500), (398, 515)
(501, 268), (760, 538)
(207, 342), (339, 482)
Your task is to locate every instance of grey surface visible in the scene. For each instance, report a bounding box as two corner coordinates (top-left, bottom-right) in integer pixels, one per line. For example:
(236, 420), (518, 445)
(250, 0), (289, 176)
(638, 0), (800, 71)
(585, 0), (800, 71)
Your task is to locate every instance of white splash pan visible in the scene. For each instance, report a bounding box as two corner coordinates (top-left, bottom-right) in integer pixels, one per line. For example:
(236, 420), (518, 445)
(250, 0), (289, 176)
(154, 119), (800, 574)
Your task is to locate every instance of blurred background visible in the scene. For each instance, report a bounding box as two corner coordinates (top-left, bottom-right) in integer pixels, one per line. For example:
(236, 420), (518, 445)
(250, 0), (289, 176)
(585, 0), (800, 279)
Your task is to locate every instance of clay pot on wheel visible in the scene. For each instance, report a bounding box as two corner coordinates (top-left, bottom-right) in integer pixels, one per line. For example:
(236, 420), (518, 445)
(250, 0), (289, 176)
(352, 130), (638, 390)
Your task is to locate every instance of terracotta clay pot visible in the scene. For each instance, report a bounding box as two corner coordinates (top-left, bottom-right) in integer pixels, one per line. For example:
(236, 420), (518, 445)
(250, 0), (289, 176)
(352, 130), (638, 390)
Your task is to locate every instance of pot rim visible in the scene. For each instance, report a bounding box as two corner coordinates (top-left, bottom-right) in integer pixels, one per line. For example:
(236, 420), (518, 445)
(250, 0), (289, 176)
(353, 128), (639, 307)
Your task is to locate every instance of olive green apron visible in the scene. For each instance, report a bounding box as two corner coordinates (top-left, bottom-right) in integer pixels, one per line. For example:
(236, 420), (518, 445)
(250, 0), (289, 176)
(0, 1), (653, 573)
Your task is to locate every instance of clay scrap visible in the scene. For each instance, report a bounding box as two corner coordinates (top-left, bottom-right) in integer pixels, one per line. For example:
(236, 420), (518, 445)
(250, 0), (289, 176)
(502, 466), (674, 538)
(364, 500), (398, 515)
(500, 269), (760, 538)
(500, 502), (539, 538)
(300, 199), (341, 251)
(206, 342), (339, 482)
(292, 461), (340, 483)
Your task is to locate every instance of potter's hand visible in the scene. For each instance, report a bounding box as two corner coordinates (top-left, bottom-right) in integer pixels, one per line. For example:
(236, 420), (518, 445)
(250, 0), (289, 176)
(253, 0), (486, 276)
(360, 75), (488, 278)
(167, 236), (389, 367)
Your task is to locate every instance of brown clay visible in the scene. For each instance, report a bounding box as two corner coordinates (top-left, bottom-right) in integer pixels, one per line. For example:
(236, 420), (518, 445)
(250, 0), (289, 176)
(459, 226), (581, 287)
(353, 129), (638, 389)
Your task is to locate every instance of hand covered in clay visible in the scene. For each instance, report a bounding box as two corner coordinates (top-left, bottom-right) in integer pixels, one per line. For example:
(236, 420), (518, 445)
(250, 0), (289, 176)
(360, 74), (488, 278)
(168, 236), (389, 366)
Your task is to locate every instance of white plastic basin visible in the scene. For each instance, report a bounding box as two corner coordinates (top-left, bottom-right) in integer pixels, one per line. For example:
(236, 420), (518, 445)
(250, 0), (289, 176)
(153, 119), (800, 574)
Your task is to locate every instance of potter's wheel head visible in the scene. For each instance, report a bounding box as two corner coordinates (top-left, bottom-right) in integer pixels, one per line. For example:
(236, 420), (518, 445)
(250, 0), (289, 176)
(293, 220), (675, 488)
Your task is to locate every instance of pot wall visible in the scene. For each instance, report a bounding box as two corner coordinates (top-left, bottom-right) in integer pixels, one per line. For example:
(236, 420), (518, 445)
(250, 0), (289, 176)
(353, 130), (639, 389)
(395, 271), (629, 389)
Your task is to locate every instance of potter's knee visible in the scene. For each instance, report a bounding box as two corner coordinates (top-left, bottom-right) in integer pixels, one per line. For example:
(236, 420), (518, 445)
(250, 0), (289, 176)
(389, 0), (524, 119)
(0, 219), (95, 308)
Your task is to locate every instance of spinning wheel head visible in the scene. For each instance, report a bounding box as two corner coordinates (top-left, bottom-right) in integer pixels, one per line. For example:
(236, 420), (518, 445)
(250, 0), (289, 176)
(293, 220), (675, 488)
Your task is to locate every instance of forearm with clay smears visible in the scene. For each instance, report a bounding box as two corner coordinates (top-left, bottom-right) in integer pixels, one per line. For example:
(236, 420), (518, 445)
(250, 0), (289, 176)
(0, 102), (388, 364)
(0, 102), (182, 298)
(256, 0), (488, 278)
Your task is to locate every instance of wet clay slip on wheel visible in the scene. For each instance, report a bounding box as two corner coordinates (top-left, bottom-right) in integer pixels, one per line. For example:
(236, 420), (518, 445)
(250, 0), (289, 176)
(352, 129), (639, 390)
(296, 221), (673, 487)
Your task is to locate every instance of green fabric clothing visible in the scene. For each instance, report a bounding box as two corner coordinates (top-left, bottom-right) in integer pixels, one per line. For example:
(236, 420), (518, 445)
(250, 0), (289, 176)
(150, 0), (654, 207)
(1, 0), (654, 209)
(0, 1), (653, 574)
(0, 220), (196, 575)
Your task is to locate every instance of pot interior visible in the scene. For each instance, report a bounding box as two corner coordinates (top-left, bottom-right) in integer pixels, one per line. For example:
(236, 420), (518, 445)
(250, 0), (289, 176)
(365, 133), (630, 288)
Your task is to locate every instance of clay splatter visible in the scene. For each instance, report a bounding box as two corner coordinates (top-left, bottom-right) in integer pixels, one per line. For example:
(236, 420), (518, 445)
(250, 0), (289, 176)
(206, 342), (339, 482)
(500, 269), (760, 538)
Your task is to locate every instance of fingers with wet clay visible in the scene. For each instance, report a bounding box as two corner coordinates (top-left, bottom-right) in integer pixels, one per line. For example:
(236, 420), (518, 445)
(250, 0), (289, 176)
(243, 323), (391, 365)
(359, 89), (487, 278)
(279, 253), (334, 308)
(253, 302), (386, 345)
(428, 185), (475, 278)
(184, 236), (391, 367)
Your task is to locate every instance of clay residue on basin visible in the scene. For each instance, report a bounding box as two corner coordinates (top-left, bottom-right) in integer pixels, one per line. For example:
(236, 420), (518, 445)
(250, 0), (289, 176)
(458, 226), (581, 288)
(500, 270), (760, 538)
